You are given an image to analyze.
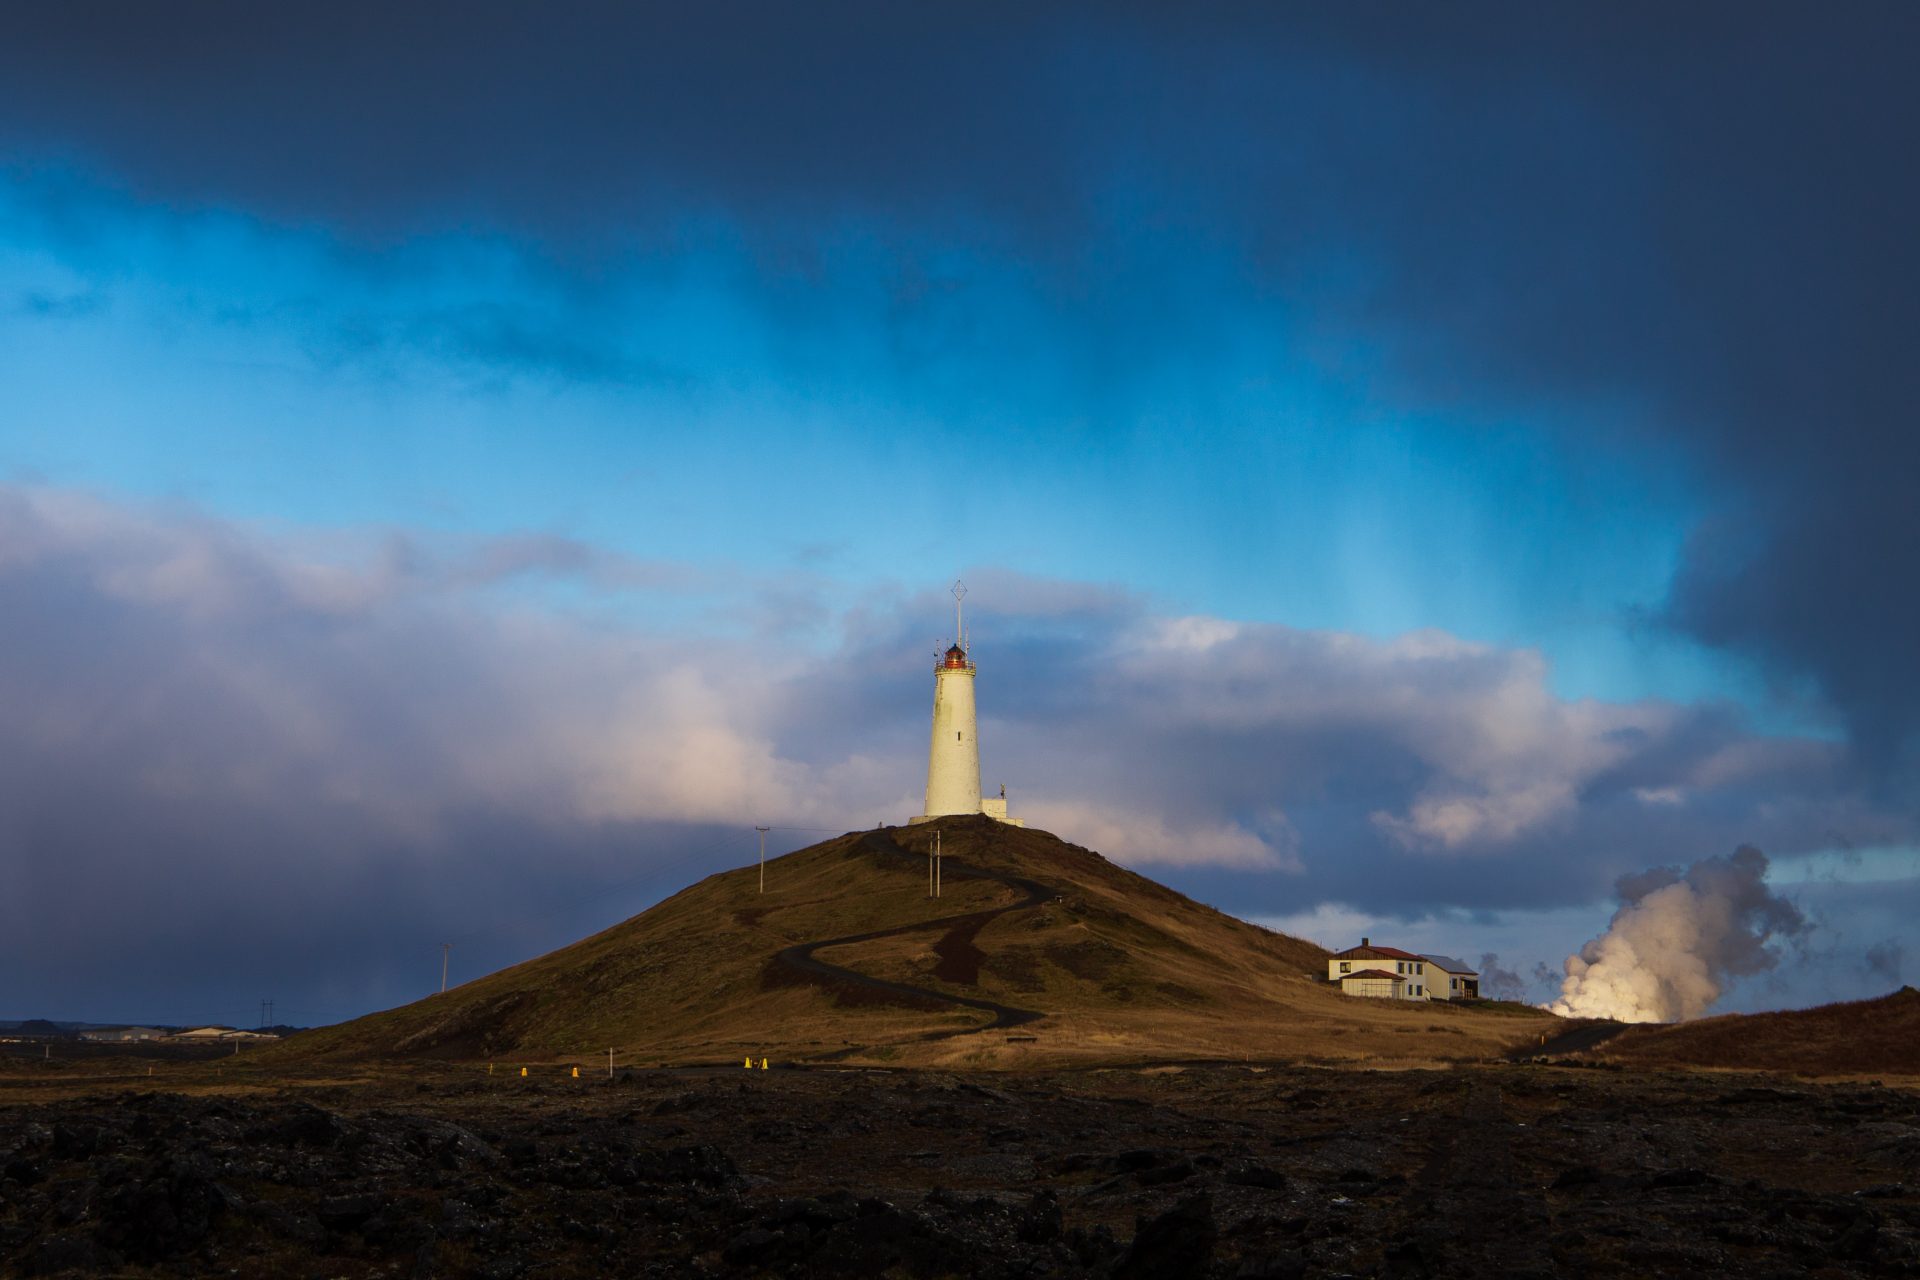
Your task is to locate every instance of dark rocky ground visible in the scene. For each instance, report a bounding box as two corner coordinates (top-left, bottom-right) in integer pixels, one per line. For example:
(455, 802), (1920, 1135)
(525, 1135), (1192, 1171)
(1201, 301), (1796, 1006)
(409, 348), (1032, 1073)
(2, 1062), (1918, 1278)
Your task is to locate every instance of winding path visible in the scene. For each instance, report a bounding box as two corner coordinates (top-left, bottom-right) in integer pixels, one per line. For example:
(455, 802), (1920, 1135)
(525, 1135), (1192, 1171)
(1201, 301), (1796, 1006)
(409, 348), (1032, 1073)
(770, 831), (1057, 1036)
(1509, 1019), (1629, 1059)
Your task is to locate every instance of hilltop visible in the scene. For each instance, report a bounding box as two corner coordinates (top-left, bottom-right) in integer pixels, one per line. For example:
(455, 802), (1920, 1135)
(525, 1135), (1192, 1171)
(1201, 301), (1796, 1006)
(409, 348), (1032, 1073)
(284, 818), (1555, 1068)
(1595, 986), (1920, 1077)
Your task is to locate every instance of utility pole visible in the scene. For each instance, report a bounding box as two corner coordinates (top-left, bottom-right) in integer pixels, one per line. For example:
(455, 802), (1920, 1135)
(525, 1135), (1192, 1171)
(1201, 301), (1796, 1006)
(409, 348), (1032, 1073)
(935, 828), (942, 898)
(756, 826), (771, 893)
(440, 942), (451, 994)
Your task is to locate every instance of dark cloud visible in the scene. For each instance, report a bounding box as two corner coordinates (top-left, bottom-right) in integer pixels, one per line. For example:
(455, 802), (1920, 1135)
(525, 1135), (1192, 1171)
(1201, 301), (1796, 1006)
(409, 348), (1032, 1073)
(6, 5), (1914, 773)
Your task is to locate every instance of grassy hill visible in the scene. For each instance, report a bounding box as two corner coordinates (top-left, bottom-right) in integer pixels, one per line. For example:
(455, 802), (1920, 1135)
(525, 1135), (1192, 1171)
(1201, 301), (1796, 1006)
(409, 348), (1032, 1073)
(1595, 986), (1920, 1077)
(281, 817), (1555, 1069)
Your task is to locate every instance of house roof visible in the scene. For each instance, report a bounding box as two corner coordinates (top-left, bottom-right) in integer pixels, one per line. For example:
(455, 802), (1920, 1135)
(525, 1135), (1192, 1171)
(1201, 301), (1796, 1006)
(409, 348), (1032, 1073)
(1340, 969), (1405, 983)
(1333, 943), (1422, 961)
(1420, 955), (1478, 975)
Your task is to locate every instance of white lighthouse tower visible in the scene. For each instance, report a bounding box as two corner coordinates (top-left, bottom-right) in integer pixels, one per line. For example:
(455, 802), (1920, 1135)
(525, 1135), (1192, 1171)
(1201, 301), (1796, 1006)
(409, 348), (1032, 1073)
(912, 581), (1022, 826)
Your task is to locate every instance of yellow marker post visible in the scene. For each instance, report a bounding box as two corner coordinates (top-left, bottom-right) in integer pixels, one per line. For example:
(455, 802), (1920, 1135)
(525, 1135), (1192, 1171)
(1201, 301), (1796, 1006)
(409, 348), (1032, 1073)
(571, 1066), (579, 1078)
(520, 1066), (528, 1078)
(744, 1056), (752, 1070)
(760, 1058), (769, 1070)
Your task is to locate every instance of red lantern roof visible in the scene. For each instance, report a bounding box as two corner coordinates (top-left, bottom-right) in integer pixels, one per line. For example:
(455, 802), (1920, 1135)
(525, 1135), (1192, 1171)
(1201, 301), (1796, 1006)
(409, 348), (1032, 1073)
(941, 644), (969, 669)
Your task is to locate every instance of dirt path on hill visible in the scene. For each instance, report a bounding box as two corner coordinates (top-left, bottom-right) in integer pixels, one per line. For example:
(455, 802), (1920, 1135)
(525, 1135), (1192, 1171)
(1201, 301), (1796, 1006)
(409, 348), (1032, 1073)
(1510, 1019), (1629, 1059)
(771, 831), (1057, 1038)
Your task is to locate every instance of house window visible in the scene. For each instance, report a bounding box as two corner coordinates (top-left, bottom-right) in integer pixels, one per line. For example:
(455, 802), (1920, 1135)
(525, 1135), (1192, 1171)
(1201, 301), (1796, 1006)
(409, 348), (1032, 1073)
(1416, 963), (1424, 974)
(1396, 961), (1405, 973)
(1339, 962), (1350, 974)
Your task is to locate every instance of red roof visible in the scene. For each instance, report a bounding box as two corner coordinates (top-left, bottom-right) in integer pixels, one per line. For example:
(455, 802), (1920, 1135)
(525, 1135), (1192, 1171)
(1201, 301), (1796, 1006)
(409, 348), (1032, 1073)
(1341, 969), (1405, 983)
(1333, 943), (1422, 961)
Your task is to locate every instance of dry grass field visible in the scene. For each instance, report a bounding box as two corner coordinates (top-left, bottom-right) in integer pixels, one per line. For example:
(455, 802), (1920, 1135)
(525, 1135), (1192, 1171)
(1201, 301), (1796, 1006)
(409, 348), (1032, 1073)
(277, 818), (1561, 1070)
(1596, 986), (1920, 1077)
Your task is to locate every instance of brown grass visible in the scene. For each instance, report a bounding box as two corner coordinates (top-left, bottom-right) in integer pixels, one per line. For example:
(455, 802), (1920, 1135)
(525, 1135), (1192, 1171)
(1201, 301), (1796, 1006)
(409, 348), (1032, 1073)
(270, 818), (1559, 1070)
(1597, 986), (1920, 1077)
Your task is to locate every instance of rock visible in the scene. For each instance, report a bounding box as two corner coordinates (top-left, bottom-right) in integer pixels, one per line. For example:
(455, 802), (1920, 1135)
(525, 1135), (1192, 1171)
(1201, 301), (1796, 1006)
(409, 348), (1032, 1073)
(316, 1192), (382, 1229)
(1113, 1192), (1216, 1280)
(1067, 1223), (1120, 1267)
(1233, 1249), (1307, 1280)
(1222, 1160), (1287, 1190)
(1136, 1157), (1196, 1186)
(1552, 1164), (1601, 1189)
(1110, 1149), (1173, 1172)
(23, 1231), (116, 1277)
(50, 1123), (101, 1159)
(99, 1160), (229, 1262)
(267, 1103), (344, 1148)
(1015, 1189), (1062, 1244)
(1382, 1238), (1432, 1279)
(721, 1226), (786, 1266)
(765, 1194), (856, 1230)
(628, 1144), (738, 1186)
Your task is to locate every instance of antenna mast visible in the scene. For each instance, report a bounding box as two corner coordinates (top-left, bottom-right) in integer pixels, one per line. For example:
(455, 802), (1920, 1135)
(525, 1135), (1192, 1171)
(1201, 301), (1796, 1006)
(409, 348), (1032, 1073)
(952, 579), (967, 653)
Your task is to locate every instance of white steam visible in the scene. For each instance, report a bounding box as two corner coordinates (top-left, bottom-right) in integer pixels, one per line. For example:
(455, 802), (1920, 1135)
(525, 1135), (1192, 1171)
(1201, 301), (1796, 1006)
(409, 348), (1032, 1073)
(1552, 845), (1806, 1022)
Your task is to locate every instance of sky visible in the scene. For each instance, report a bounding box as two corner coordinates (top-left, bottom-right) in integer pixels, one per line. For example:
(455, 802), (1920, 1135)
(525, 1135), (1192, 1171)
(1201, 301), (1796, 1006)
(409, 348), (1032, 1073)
(2, 3), (1916, 1026)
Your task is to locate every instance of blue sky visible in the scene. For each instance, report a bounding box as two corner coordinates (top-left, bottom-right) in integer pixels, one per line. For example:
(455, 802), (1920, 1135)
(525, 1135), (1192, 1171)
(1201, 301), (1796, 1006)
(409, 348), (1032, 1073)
(2, 166), (1723, 703)
(1, 5), (1914, 1025)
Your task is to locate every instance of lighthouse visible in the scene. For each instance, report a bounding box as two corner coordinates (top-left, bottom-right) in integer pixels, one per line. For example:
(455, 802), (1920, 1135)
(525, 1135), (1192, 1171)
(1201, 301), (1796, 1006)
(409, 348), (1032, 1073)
(912, 581), (1023, 826)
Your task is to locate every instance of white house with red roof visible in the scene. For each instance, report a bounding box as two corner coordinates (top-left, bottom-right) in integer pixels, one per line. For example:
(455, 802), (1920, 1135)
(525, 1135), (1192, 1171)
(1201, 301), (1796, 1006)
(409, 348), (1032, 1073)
(1327, 938), (1438, 1000)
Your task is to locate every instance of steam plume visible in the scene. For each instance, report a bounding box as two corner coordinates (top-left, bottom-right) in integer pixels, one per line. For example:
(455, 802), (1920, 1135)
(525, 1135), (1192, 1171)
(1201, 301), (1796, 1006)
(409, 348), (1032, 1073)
(1552, 845), (1806, 1022)
(1475, 953), (1528, 1002)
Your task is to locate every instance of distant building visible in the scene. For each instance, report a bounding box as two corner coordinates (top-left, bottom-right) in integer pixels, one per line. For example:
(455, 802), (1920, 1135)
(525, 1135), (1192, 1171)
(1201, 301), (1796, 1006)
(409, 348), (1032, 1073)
(78, 1027), (167, 1042)
(1419, 955), (1480, 1001)
(163, 1026), (279, 1042)
(1328, 938), (1431, 999)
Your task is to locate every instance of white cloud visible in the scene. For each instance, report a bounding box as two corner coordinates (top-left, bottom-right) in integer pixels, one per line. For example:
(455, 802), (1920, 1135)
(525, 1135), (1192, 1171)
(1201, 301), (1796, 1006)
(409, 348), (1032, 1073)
(1019, 799), (1296, 871)
(2, 485), (1909, 1019)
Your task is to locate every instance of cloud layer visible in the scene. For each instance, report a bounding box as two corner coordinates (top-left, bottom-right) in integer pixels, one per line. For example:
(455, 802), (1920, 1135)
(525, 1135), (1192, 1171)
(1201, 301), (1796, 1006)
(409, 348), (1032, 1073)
(4, 485), (1908, 1022)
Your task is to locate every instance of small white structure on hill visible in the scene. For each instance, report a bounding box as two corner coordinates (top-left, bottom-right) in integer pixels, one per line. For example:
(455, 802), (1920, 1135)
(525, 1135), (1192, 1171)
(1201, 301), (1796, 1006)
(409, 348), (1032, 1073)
(911, 581), (1023, 827)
